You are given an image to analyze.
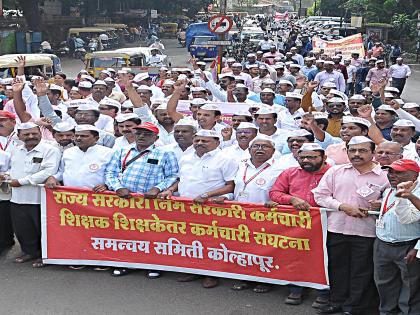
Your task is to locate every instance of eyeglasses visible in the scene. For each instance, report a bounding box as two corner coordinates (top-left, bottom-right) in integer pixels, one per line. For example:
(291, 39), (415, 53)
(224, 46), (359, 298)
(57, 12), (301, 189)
(375, 151), (401, 156)
(287, 138), (306, 143)
(250, 144), (272, 150)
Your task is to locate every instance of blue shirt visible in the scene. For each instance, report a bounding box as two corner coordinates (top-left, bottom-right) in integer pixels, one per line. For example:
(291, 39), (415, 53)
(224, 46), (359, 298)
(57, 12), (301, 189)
(307, 68), (320, 81)
(248, 94), (286, 105)
(105, 144), (179, 193)
(376, 188), (420, 243)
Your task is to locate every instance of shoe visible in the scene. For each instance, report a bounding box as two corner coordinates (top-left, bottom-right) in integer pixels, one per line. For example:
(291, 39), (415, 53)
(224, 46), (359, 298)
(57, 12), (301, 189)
(316, 304), (342, 314)
(202, 276), (219, 288)
(284, 292), (303, 305)
(111, 268), (130, 277)
(312, 297), (329, 309)
(342, 312), (353, 315)
(177, 274), (201, 282)
(146, 270), (161, 279)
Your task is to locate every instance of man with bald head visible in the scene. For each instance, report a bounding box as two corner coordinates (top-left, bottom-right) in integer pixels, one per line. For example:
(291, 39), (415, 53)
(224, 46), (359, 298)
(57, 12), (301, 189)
(374, 141), (403, 166)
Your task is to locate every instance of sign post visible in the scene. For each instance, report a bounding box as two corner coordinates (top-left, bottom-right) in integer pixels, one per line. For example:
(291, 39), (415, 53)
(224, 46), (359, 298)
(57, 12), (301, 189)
(208, 13), (233, 74)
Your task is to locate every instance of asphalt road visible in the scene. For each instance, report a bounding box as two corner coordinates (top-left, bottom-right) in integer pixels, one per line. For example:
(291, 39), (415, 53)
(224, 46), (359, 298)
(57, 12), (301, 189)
(0, 39), (418, 315)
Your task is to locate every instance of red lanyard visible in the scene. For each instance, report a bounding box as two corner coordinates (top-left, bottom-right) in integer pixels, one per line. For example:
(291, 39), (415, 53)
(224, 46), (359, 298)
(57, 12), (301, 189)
(121, 148), (150, 172)
(242, 163), (271, 189)
(0, 133), (14, 151)
(381, 189), (396, 216)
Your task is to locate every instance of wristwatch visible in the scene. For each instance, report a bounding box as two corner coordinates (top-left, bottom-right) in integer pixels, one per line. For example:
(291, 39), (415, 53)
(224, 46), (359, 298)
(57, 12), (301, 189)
(200, 193), (209, 199)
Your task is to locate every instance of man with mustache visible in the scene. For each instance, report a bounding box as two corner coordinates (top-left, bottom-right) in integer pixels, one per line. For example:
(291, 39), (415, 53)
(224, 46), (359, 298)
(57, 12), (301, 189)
(105, 122), (178, 279)
(390, 119), (417, 159)
(51, 122), (75, 152)
(373, 159), (420, 315)
(270, 143), (331, 308)
(158, 129), (238, 288)
(113, 113), (142, 150)
(161, 117), (197, 162)
(5, 122), (60, 268)
(313, 136), (389, 314)
(277, 129), (314, 170)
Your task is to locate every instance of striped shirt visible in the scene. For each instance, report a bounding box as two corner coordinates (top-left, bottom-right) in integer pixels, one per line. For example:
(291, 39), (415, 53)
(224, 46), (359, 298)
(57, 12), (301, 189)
(105, 143), (179, 193)
(376, 186), (420, 243)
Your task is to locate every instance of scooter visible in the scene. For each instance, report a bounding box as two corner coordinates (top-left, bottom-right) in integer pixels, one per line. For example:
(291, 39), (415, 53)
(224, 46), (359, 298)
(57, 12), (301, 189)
(88, 39), (98, 53)
(74, 47), (86, 60)
(57, 41), (70, 57)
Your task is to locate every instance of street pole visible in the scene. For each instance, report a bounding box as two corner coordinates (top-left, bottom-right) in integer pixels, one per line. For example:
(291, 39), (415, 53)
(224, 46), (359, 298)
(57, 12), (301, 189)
(298, 0), (302, 18)
(217, 0), (227, 74)
(314, 0), (317, 16)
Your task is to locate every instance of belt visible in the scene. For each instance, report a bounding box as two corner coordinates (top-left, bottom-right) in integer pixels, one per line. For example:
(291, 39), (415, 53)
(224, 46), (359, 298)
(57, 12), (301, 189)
(380, 239), (418, 247)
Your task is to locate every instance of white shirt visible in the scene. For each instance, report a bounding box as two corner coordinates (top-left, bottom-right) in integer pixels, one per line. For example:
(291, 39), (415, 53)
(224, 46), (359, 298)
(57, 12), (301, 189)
(258, 129), (289, 154)
(258, 39), (274, 50)
(403, 142), (417, 160)
(9, 141), (60, 204)
(133, 106), (175, 145)
(0, 132), (19, 153)
(277, 108), (305, 130)
(113, 136), (133, 151)
(160, 142), (194, 162)
(0, 149), (11, 200)
(234, 157), (283, 203)
(178, 148), (238, 198)
(221, 144), (251, 163)
(389, 64), (411, 79)
(278, 153), (299, 171)
(54, 144), (113, 189)
(346, 65), (357, 83)
(150, 85), (165, 101)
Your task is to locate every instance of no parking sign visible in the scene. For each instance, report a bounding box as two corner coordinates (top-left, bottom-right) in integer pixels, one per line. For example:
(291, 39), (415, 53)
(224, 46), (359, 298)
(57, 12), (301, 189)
(208, 15), (233, 34)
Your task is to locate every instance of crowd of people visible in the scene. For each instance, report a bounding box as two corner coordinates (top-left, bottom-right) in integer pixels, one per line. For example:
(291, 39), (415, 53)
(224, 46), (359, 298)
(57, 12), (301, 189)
(0, 17), (419, 315)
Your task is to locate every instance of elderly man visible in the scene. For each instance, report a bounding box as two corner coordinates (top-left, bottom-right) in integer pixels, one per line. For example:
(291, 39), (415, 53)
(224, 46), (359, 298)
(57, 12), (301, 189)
(374, 141), (403, 166)
(159, 129), (238, 288)
(314, 61), (346, 93)
(229, 134), (283, 294)
(390, 119), (417, 159)
(222, 122), (257, 162)
(373, 159), (420, 315)
(161, 117), (197, 161)
(313, 136), (389, 315)
(270, 143), (331, 308)
(105, 122), (178, 278)
(6, 122), (60, 267)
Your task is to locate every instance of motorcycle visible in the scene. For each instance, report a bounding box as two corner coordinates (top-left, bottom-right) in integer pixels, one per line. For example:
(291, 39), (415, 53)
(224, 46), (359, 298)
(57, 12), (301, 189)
(74, 47), (87, 61)
(57, 41), (70, 57)
(88, 39), (99, 53)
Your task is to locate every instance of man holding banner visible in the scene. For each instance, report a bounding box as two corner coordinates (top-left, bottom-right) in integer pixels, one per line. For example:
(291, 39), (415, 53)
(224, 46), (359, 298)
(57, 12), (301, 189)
(313, 136), (389, 314)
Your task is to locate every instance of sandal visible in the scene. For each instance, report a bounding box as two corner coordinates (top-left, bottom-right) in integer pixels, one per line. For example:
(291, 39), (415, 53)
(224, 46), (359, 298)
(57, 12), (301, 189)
(32, 259), (44, 268)
(14, 254), (34, 263)
(253, 284), (273, 293)
(231, 281), (251, 290)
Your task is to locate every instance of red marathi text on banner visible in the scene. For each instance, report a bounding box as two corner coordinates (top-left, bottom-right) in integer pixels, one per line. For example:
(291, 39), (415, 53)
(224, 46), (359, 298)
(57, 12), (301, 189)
(312, 33), (366, 58)
(41, 187), (329, 289)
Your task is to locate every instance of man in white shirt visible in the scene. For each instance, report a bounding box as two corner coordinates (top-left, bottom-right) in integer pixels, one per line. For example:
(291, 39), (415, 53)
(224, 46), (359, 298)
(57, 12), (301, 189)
(7, 122), (60, 267)
(389, 57), (411, 96)
(390, 120), (417, 159)
(344, 58), (357, 96)
(158, 129), (238, 288)
(222, 122), (257, 162)
(0, 110), (18, 153)
(255, 107), (288, 153)
(278, 92), (305, 131)
(290, 47), (304, 66)
(113, 113), (142, 150)
(146, 48), (165, 67)
(46, 125), (112, 191)
(258, 35), (274, 53)
(161, 117), (197, 162)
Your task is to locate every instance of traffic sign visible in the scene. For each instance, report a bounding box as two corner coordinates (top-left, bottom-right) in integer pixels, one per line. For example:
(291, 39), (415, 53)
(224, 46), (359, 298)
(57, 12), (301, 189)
(205, 40), (232, 46)
(208, 15), (233, 34)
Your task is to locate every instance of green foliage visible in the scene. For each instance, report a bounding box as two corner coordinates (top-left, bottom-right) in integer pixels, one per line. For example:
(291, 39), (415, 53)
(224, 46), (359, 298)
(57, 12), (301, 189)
(391, 13), (417, 39)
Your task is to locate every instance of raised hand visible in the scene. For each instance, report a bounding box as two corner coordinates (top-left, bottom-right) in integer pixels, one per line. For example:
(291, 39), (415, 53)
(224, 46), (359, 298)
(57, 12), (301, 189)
(12, 77), (25, 93)
(357, 104), (373, 119)
(32, 77), (48, 96)
(395, 181), (417, 199)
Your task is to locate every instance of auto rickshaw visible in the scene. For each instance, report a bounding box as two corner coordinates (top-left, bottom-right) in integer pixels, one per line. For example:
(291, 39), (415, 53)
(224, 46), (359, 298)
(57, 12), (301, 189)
(84, 50), (148, 78)
(94, 23), (130, 44)
(160, 23), (178, 38)
(0, 53), (60, 78)
(68, 27), (108, 42)
(115, 47), (171, 75)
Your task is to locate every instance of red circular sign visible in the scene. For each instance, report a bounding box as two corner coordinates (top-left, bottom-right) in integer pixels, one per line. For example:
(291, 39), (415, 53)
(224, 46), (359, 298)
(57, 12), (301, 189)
(207, 15), (233, 34)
